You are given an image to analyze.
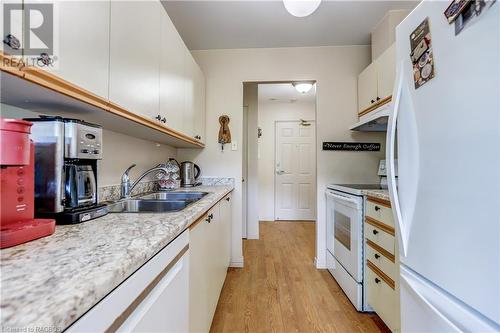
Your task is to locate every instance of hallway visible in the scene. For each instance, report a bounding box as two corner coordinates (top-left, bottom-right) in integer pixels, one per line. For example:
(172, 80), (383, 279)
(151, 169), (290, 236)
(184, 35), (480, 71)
(210, 221), (390, 332)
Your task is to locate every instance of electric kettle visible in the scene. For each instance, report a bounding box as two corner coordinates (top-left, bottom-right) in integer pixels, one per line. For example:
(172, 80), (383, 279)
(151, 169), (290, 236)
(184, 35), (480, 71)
(180, 161), (201, 187)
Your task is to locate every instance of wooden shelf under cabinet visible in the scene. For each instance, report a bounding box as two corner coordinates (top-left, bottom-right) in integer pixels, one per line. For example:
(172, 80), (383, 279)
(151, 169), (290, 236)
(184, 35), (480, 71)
(0, 52), (204, 149)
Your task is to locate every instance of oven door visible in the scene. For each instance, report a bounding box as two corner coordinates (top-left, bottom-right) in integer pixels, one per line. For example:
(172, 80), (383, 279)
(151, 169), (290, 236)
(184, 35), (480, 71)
(326, 190), (363, 282)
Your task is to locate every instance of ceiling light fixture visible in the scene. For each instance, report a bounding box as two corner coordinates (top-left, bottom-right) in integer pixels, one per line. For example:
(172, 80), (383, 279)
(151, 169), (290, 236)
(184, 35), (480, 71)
(293, 82), (314, 94)
(283, 0), (321, 17)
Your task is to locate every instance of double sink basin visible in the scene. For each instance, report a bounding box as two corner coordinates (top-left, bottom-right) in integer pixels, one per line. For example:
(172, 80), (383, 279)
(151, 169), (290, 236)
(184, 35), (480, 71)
(108, 191), (208, 213)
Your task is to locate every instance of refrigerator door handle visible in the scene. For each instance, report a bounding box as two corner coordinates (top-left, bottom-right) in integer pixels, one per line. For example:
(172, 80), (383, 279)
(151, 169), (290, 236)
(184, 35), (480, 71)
(387, 61), (408, 256)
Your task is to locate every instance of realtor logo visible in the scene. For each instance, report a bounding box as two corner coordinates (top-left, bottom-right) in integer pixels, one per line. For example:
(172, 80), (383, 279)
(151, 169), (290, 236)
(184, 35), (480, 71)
(3, 3), (54, 64)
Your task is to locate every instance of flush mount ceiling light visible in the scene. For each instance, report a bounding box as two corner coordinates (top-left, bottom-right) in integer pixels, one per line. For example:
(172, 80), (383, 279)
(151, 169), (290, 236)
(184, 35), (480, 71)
(283, 0), (321, 17)
(293, 82), (314, 94)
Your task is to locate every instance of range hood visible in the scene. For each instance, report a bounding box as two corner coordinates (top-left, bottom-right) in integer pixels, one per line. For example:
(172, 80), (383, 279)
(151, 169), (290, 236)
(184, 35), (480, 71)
(349, 102), (392, 132)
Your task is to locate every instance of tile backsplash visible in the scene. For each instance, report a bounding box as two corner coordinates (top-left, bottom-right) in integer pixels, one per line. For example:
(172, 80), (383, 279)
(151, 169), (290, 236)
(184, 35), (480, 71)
(98, 177), (235, 202)
(99, 181), (159, 202)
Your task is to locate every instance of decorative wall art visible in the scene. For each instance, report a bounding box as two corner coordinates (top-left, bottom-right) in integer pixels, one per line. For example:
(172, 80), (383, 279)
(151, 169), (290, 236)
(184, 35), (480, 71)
(218, 115), (231, 150)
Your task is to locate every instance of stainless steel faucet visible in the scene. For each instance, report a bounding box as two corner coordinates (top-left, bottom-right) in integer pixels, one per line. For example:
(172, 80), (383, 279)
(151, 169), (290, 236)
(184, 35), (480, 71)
(121, 164), (168, 199)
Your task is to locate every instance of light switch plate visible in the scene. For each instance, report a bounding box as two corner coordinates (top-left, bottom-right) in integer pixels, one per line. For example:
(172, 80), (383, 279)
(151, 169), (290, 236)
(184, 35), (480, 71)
(231, 141), (238, 151)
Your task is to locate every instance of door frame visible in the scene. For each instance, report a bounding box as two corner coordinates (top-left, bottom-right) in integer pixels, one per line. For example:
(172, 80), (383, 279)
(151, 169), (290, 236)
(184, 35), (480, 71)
(274, 119), (317, 221)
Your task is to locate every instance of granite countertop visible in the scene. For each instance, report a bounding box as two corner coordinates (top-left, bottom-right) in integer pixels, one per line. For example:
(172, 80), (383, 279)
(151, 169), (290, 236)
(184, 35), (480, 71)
(0, 185), (233, 331)
(363, 189), (390, 202)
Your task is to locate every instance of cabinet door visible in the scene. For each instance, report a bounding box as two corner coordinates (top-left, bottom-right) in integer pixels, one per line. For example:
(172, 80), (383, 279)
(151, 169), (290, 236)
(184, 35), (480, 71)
(1, 0), (23, 58)
(189, 215), (211, 333)
(109, 1), (161, 120)
(192, 63), (206, 142)
(183, 50), (197, 138)
(117, 252), (189, 333)
(375, 43), (396, 101)
(159, 10), (186, 132)
(205, 205), (222, 322)
(219, 194), (232, 270)
(357, 62), (377, 113)
(48, 1), (109, 99)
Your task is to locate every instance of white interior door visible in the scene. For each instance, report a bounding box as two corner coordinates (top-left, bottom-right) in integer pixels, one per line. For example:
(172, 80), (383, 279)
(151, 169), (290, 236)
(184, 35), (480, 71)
(275, 121), (316, 221)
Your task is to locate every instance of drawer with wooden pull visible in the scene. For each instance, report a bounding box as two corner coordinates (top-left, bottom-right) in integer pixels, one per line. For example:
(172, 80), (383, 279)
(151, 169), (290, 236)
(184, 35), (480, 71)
(366, 239), (396, 281)
(365, 218), (395, 255)
(366, 260), (399, 332)
(366, 197), (394, 228)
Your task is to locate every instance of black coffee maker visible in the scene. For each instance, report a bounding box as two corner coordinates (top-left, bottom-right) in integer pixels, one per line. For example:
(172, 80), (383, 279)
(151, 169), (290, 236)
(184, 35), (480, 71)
(25, 116), (108, 224)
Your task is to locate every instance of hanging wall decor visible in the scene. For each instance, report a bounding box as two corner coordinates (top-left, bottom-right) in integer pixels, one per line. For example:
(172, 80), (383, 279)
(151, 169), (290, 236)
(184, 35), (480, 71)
(218, 115), (231, 150)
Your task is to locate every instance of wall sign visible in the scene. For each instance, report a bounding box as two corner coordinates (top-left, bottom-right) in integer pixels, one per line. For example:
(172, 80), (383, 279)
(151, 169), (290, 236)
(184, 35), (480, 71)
(322, 142), (381, 151)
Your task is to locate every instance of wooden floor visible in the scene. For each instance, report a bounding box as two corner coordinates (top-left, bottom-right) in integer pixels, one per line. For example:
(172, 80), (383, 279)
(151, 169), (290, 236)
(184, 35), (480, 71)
(210, 221), (390, 333)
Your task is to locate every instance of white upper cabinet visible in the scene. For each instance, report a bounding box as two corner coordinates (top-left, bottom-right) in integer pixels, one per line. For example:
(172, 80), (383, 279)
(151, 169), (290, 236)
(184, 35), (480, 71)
(357, 43), (396, 114)
(183, 51), (196, 138)
(159, 11), (186, 132)
(192, 60), (206, 143)
(375, 44), (396, 102)
(184, 50), (205, 142)
(358, 62), (378, 113)
(109, 1), (161, 120)
(50, 1), (110, 99)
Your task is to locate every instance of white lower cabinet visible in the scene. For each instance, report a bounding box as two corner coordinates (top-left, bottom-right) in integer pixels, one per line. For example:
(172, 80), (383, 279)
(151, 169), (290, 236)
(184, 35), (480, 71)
(365, 197), (400, 333)
(67, 230), (190, 333)
(367, 265), (399, 332)
(67, 193), (232, 333)
(190, 194), (232, 333)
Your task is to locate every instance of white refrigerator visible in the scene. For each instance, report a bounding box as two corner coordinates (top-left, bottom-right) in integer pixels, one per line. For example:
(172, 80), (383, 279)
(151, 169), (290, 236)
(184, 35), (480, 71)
(386, 0), (500, 331)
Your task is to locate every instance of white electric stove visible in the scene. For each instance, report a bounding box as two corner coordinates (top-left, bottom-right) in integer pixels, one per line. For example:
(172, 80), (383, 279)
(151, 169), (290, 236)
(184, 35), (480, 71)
(325, 160), (395, 312)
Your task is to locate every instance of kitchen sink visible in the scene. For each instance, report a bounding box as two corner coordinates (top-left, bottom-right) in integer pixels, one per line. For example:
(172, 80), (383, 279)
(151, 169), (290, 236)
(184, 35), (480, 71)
(107, 191), (208, 213)
(136, 191), (208, 201)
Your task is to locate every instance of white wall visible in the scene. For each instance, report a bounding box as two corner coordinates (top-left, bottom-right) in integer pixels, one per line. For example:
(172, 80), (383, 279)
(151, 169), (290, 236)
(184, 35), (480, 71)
(257, 100), (316, 221)
(0, 104), (177, 188)
(243, 83), (259, 239)
(177, 45), (386, 269)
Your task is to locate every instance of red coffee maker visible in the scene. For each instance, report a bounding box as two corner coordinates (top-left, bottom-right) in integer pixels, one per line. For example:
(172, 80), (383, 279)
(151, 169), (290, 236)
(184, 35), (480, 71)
(0, 117), (55, 248)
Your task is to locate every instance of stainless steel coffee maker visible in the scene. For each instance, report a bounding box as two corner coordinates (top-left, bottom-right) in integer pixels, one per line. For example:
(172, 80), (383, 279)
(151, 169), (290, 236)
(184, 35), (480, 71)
(26, 116), (108, 224)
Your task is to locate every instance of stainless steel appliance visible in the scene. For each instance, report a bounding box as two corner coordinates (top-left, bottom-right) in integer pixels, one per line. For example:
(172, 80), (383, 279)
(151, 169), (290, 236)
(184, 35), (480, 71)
(26, 116), (108, 224)
(180, 161), (201, 187)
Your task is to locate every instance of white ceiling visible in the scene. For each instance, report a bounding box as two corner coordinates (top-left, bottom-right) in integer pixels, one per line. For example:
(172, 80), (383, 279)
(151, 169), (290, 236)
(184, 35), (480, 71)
(162, 1), (419, 50)
(258, 83), (316, 104)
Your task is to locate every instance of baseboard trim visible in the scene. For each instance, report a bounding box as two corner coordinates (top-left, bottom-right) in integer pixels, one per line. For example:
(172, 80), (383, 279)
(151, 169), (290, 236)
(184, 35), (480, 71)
(246, 233), (259, 240)
(315, 257), (327, 269)
(230, 256), (244, 268)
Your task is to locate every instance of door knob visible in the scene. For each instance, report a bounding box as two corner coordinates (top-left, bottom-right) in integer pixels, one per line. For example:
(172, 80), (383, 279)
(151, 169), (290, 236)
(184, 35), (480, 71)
(375, 278), (381, 284)
(372, 229), (379, 235)
(276, 170), (285, 175)
(374, 254), (380, 259)
(374, 206), (381, 211)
